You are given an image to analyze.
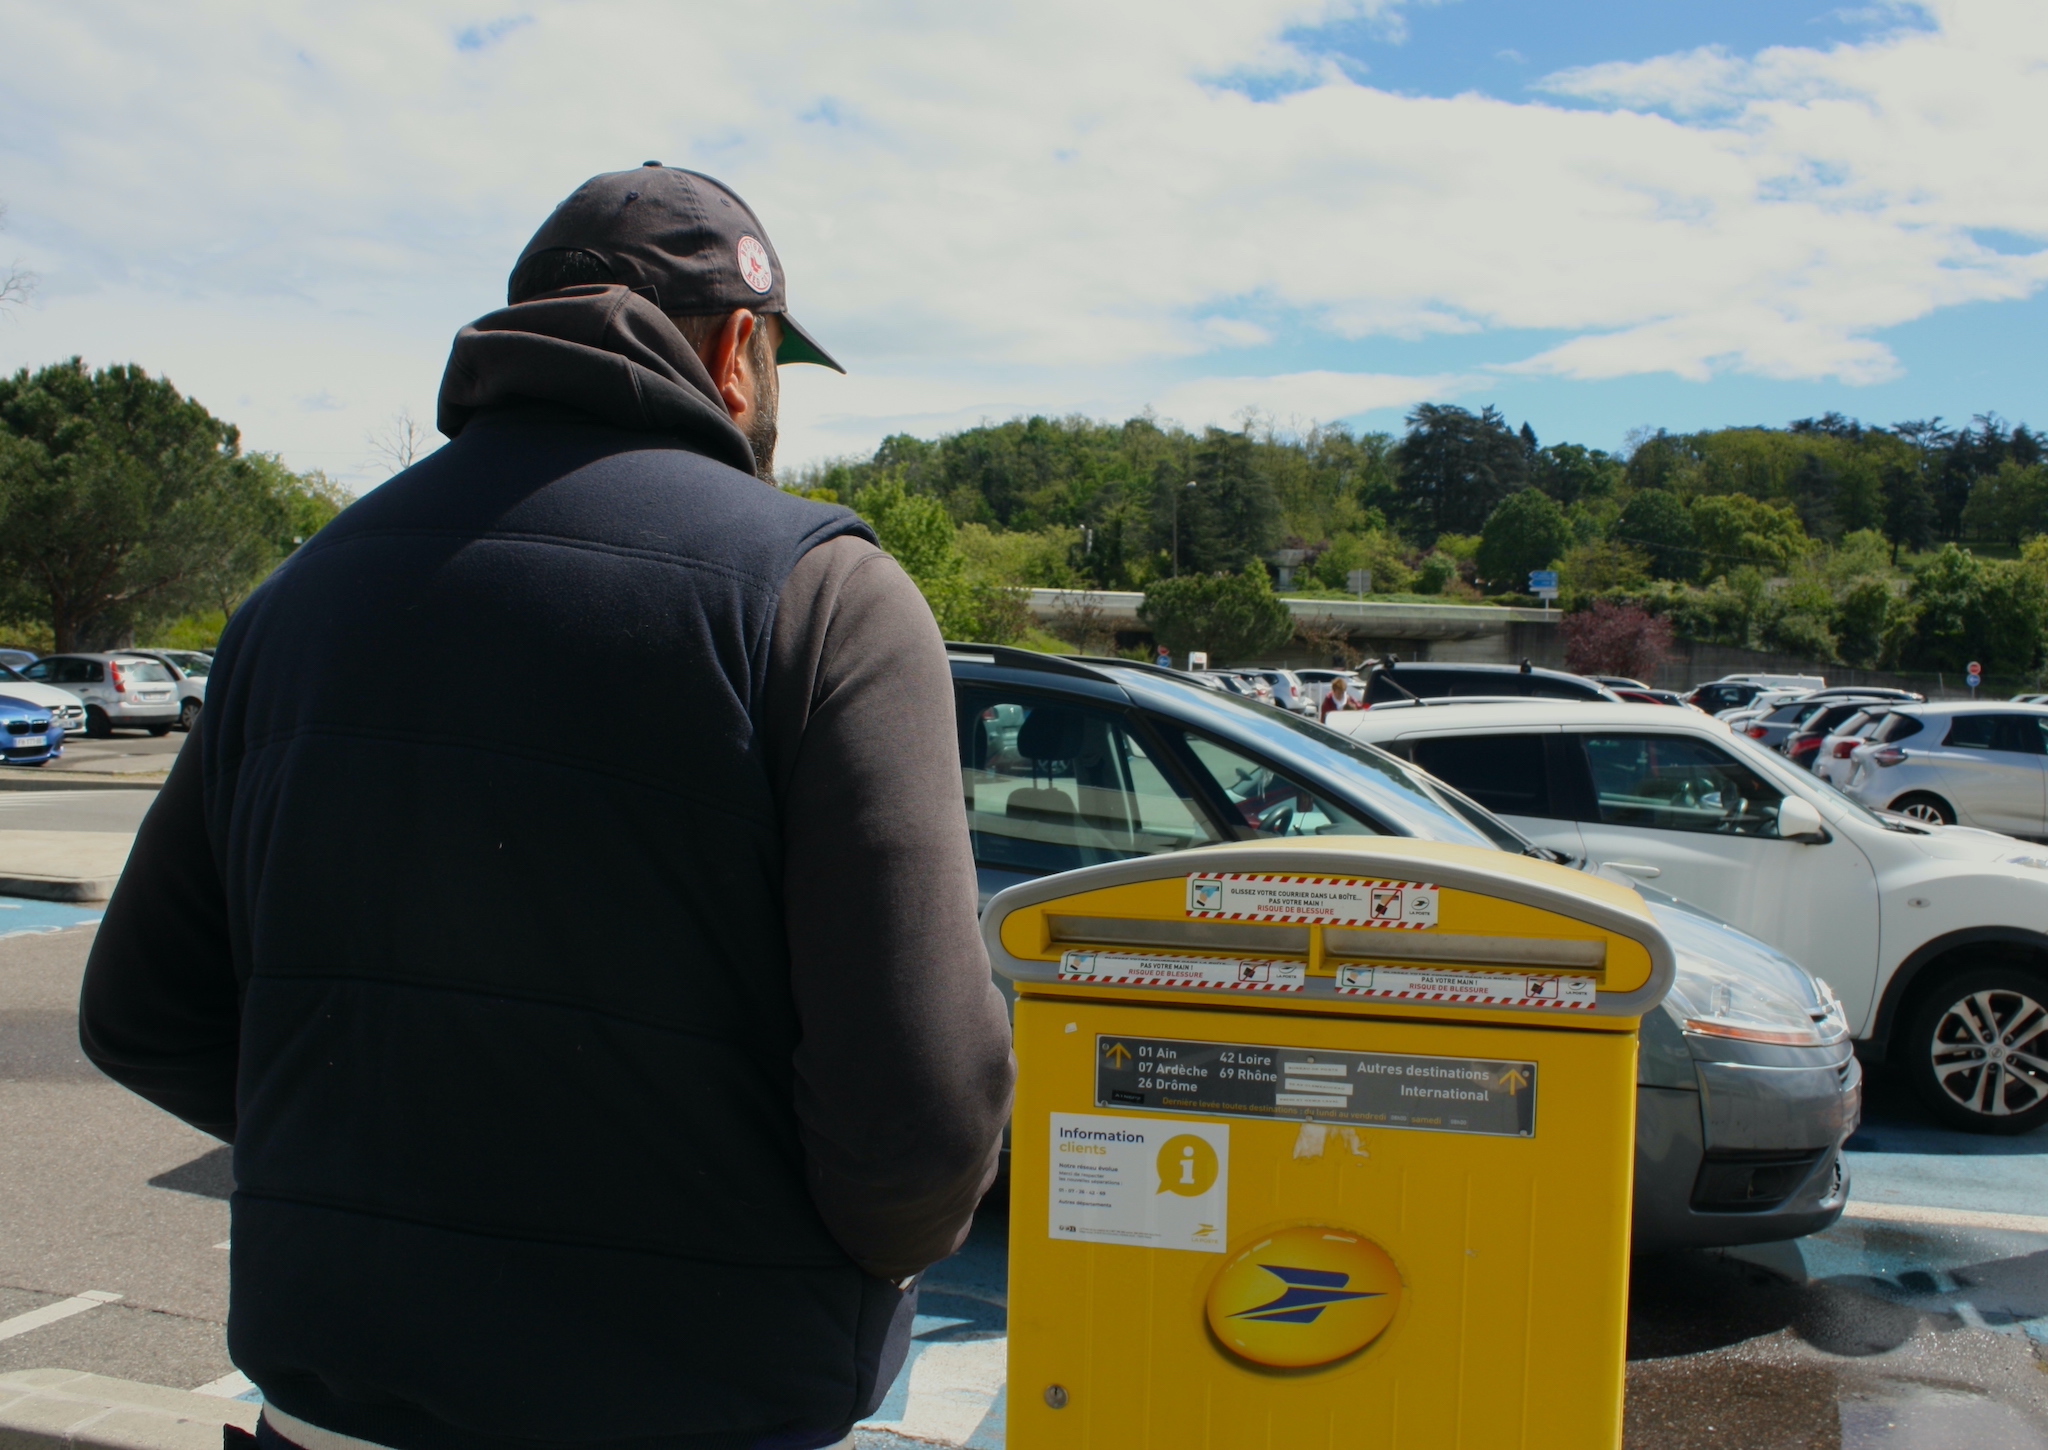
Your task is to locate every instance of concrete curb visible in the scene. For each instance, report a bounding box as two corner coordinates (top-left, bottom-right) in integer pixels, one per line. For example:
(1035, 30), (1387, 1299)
(0, 1369), (257, 1449)
(0, 874), (120, 903)
(0, 774), (165, 793)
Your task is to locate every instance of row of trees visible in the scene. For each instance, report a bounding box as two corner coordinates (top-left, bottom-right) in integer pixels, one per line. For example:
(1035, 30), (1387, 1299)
(0, 359), (346, 652)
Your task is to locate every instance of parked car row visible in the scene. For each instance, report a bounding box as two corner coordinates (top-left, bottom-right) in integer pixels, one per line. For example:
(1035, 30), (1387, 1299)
(0, 648), (211, 748)
(950, 644), (1861, 1252)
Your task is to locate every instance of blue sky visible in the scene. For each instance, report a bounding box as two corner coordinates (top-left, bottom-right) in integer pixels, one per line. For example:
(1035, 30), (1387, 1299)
(0, 0), (2042, 486)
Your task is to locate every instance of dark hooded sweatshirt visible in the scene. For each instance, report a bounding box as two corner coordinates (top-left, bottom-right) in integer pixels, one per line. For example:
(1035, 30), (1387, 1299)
(77, 284), (1015, 1450)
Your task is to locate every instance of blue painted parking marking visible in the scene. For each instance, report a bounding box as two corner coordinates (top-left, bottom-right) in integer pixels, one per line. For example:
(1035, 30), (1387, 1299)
(0, 897), (104, 938)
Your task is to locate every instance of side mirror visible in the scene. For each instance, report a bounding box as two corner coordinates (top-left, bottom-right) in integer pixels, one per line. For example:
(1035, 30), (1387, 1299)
(1777, 794), (1829, 843)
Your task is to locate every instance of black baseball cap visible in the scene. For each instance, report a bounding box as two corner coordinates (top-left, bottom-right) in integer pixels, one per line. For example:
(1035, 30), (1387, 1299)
(513, 163), (843, 372)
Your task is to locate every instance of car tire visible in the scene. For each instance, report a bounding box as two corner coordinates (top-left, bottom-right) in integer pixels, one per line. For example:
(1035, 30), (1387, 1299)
(177, 700), (200, 732)
(147, 724), (173, 736)
(1889, 792), (1955, 826)
(84, 706), (112, 739)
(1903, 965), (2048, 1134)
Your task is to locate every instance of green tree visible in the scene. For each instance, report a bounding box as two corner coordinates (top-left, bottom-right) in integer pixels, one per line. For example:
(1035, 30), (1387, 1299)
(0, 358), (328, 650)
(1960, 460), (2048, 545)
(1138, 565), (1292, 664)
(1887, 544), (2048, 676)
(855, 476), (1029, 644)
(1613, 491), (1700, 581)
(1475, 488), (1571, 591)
(1311, 531), (1413, 593)
(1832, 576), (1893, 667)
(1688, 494), (1813, 574)
(1393, 403), (1529, 541)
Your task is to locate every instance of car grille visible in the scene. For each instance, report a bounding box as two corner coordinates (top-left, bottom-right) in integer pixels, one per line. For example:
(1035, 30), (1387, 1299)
(1690, 1148), (1827, 1213)
(5, 719), (51, 735)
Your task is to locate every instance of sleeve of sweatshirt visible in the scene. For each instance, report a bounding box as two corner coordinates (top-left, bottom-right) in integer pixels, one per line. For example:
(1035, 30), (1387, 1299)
(76, 728), (241, 1140)
(765, 533), (1017, 1281)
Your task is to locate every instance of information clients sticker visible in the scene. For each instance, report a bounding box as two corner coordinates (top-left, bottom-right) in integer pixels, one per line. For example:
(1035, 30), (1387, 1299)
(1049, 1112), (1229, 1253)
(1096, 1035), (1536, 1138)
(1186, 872), (1438, 928)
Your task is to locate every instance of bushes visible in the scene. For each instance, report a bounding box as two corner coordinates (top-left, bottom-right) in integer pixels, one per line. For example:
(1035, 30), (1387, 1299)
(1138, 565), (1292, 664)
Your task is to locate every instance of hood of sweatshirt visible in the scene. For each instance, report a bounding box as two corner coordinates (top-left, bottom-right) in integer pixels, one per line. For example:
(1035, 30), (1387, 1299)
(435, 284), (757, 476)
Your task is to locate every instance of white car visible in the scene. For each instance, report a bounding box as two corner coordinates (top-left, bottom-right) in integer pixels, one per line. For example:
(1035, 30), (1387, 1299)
(1813, 707), (1891, 788)
(0, 663), (87, 738)
(1328, 700), (2048, 1134)
(136, 649), (210, 732)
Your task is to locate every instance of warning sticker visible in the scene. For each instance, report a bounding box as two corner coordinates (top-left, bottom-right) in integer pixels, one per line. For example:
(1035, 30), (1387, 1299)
(1335, 964), (1598, 1010)
(1186, 872), (1438, 928)
(1059, 949), (1306, 992)
(1049, 1112), (1228, 1253)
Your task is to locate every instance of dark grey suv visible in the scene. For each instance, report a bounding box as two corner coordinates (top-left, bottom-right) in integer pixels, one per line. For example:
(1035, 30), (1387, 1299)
(949, 644), (1857, 1253)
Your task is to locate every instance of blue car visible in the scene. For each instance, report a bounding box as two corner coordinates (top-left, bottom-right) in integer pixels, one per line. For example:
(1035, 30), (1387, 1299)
(0, 694), (63, 766)
(949, 644), (1857, 1254)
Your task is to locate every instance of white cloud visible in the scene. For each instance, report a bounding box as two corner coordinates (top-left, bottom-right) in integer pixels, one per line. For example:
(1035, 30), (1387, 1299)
(0, 0), (2043, 484)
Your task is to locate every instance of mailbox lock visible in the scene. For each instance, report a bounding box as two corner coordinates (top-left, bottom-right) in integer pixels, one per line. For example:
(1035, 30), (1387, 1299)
(1044, 1385), (1070, 1410)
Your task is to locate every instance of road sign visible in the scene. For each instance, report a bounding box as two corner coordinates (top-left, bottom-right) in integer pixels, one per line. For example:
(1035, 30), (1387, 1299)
(1529, 569), (1559, 602)
(1347, 569), (1372, 595)
(1969, 661), (1982, 691)
(1968, 661), (1983, 676)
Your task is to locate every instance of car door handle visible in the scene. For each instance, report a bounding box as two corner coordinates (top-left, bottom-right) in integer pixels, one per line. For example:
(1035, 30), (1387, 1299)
(1603, 861), (1663, 879)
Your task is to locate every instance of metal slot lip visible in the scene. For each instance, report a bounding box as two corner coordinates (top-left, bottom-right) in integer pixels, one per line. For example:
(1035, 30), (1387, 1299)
(1324, 930), (1607, 972)
(1046, 915), (1310, 956)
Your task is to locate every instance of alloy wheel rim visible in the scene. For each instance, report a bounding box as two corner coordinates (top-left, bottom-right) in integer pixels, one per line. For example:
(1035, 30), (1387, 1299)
(1929, 988), (2048, 1117)
(1899, 801), (1948, 824)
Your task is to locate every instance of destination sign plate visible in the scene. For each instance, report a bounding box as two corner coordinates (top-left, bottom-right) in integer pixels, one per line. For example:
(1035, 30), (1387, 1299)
(1095, 1034), (1535, 1138)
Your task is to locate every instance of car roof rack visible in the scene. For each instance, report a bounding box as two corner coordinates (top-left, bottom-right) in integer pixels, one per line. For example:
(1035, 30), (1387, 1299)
(944, 640), (1117, 682)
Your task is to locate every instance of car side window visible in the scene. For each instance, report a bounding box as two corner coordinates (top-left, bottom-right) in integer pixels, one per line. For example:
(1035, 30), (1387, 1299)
(1580, 733), (1786, 837)
(1944, 715), (2000, 750)
(19, 661), (51, 681)
(956, 689), (1221, 876)
(78, 661), (103, 683)
(1407, 734), (1552, 818)
(1172, 732), (1383, 839)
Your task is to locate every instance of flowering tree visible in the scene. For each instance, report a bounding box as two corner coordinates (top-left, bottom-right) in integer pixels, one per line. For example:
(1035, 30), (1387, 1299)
(1562, 601), (1673, 682)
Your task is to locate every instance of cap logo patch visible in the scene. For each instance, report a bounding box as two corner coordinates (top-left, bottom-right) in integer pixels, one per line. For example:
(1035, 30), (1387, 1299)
(736, 236), (774, 294)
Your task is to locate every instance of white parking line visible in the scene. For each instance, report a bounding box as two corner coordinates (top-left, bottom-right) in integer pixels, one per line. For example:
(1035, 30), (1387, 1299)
(0, 1290), (123, 1342)
(1843, 1201), (2048, 1235)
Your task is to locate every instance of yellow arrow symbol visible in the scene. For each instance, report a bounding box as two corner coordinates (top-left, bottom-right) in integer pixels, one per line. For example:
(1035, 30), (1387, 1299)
(1498, 1066), (1530, 1095)
(1105, 1042), (1133, 1069)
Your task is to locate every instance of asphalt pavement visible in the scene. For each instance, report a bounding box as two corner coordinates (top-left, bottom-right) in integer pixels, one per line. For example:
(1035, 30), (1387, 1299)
(4, 823), (2047, 1445)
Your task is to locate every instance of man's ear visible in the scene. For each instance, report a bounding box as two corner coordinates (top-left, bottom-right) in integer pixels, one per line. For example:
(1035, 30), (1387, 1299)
(706, 309), (758, 421)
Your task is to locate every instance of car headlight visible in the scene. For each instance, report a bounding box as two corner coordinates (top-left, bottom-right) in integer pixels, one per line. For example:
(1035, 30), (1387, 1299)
(1667, 951), (1837, 1047)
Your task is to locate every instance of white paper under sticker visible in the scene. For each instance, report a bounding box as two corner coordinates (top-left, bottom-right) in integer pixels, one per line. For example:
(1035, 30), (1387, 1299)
(1049, 1112), (1228, 1253)
(1186, 872), (1438, 928)
(1336, 964), (1598, 1010)
(1059, 949), (1305, 992)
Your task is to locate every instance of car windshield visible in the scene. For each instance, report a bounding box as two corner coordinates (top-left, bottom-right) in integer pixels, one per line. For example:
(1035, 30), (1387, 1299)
(1115, 669), (1510, 850)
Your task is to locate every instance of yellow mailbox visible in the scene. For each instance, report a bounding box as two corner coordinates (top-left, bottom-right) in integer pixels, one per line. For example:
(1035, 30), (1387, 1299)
(987, 837), (1675, 1450)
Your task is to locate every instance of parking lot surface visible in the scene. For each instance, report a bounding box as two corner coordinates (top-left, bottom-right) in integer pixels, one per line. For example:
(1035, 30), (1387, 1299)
(4, 908), (2046, 1447)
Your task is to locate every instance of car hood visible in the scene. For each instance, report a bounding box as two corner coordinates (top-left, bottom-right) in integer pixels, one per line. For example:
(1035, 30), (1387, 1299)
(0, 682), (83, 712)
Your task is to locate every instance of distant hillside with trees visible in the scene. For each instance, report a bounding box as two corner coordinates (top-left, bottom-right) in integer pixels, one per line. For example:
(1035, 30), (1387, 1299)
(793, 404), (2048, 678)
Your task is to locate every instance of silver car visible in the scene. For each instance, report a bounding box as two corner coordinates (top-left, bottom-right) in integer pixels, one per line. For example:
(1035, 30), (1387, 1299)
(1844, 701), (2048, 834)
(135, 649), (210, 732)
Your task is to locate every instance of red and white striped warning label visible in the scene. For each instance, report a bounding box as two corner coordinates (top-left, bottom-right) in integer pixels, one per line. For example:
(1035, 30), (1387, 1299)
(1185, 872), (1438, 928)
(1058, 949), (1306, 992)
(1334, 964), (1597, 1010)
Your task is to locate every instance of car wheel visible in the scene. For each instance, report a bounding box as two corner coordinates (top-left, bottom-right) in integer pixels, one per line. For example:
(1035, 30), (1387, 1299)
(1889, 792), (1955, 826)
(147, 724), (173, 736)
(1904, 966), (2048, 1134)
(84, 706), (112, 739)
(177, 700), (200, 732)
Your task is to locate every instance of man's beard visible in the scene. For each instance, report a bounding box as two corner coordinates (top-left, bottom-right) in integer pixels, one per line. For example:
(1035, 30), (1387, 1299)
(747, 361), (780, 484)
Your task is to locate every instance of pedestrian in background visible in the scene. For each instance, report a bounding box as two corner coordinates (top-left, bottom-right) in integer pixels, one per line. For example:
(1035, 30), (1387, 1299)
(79, 165), (1014, 1450)
(1322, 673), (1360, 720)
